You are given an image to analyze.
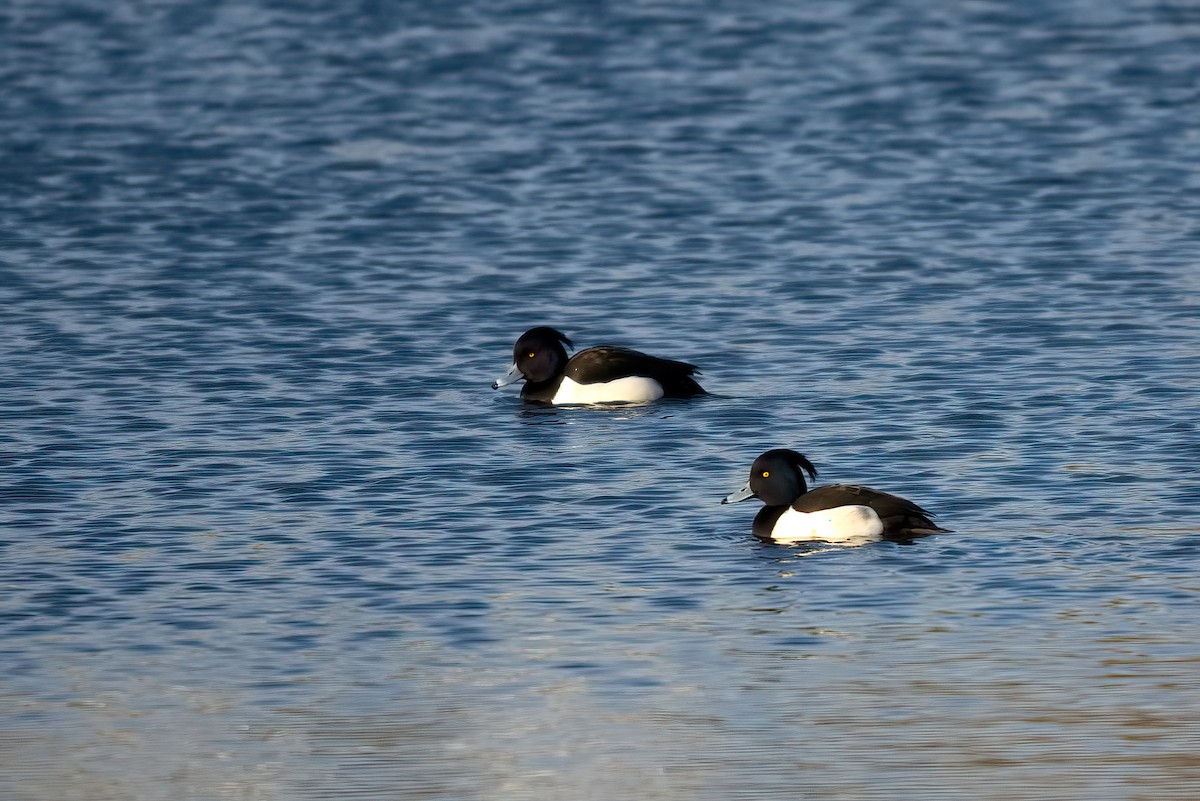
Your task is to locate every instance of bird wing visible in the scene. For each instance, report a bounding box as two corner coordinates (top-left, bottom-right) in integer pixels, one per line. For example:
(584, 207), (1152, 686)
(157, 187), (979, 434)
(792, 484), (936, 521)
(565, 346), (700, 384)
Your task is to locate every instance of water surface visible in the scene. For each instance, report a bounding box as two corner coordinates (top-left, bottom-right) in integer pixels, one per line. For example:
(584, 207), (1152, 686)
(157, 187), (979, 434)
(2, 1), (1199, 799)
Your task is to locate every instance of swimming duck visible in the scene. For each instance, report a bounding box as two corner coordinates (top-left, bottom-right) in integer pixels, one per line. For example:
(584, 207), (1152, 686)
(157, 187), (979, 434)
(492, 326), (705, 405)
(722, 448), (948, 544)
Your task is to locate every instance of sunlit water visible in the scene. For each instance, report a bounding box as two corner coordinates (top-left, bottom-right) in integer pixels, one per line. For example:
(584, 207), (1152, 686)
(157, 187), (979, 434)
(2, 1), (1199, 799)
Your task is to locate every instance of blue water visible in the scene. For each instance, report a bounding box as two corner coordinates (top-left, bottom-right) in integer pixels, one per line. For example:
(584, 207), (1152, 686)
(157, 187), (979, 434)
(3, 1), (1199, 799)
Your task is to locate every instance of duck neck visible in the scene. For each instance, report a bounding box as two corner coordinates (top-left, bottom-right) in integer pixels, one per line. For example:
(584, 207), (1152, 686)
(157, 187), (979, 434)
(521, 374), (565, 404)
(751, 505), (788, 541)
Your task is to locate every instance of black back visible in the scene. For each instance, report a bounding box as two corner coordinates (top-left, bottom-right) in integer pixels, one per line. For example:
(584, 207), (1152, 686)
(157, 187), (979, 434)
(793, 484), (948, 541)
(565, 346), (705, 398)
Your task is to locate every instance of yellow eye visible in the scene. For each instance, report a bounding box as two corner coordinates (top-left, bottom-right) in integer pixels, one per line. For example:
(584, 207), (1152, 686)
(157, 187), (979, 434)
(528, 352), (536, 358)
(761, 471), (770, 478)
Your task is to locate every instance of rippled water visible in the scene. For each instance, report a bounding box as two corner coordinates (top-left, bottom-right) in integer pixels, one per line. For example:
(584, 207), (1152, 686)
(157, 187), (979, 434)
(3, 1), (1200, 799)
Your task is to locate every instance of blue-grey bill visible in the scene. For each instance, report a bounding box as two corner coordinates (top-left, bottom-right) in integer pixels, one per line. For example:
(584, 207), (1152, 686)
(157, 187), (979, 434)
(721, 482), (755, 504)
(491, 363), (523, 389)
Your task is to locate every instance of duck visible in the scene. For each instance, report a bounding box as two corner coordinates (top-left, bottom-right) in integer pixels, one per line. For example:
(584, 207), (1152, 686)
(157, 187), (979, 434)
(722, 448), (948, 545)
(492, 326), (706, 405)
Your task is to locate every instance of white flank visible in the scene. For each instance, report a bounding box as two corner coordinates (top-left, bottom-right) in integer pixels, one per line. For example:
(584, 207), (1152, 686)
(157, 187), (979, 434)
(551, 375), (665, 405)
(770, 505), (885, 545)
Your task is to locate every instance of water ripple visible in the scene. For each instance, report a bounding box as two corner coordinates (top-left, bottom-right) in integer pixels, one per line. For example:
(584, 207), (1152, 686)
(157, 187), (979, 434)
(2, 1), (1200, 799)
